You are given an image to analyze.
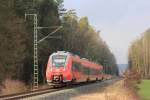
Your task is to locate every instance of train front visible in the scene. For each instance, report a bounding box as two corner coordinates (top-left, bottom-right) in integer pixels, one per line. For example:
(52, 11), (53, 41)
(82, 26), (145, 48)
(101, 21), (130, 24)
(46, 51), (72, 85)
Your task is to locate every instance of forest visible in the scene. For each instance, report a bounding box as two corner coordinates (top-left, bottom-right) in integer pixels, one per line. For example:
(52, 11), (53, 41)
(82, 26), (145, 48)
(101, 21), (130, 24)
(0, 0), (118, 87)
(128, 29), (150, 79)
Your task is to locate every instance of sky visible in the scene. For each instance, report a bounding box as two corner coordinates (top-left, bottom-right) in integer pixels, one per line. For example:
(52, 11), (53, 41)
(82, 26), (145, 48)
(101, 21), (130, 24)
(63, 0), (150, 64)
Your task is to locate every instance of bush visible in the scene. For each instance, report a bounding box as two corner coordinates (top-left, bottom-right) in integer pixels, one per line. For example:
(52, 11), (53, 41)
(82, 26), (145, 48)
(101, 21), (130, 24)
(124, 69), (142, 88)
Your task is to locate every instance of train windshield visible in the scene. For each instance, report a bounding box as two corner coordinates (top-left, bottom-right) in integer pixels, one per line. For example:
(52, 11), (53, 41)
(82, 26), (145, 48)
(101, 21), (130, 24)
(52, 55), (67, 67)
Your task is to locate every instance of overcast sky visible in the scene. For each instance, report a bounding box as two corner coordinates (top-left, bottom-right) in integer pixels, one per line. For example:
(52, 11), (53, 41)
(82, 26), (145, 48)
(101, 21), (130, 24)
(63, 0), (150, 64)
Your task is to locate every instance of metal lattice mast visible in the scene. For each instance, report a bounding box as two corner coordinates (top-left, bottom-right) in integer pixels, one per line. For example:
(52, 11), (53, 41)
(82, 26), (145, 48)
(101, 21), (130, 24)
(25, 14), (38, 89)
(33, 14), (38, 89)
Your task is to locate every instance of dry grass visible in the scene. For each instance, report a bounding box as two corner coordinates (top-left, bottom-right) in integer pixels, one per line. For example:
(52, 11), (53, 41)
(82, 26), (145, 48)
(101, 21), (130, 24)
(0, 79), (28, 95)
(71, 80), (138, 100)
(38, 84), (50, 90)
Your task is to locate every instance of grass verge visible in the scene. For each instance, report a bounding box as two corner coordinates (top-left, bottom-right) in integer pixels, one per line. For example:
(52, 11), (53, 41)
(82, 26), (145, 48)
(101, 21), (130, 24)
(137, 80), (150, 100)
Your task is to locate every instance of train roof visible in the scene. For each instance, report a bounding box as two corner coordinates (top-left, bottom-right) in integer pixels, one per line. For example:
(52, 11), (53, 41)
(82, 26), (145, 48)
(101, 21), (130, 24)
(50, 51), (80, 57)
(50, 51), (70, 56)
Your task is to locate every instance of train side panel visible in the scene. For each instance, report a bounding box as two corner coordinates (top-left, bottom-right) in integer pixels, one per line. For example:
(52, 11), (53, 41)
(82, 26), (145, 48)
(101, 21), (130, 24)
(71, 60), (88, 82)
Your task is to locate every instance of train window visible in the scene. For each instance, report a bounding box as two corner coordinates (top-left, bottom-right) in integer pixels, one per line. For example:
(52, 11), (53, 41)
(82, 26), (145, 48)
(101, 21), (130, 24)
(52, 55), (67, 67)
(73, 63), (76, 70)
(72, 62), (80, 71)
(72, 62), (77, 71)
(88, 68), (98, 75)
(83, 67), (89, 75)
(100, 70), (103, 74)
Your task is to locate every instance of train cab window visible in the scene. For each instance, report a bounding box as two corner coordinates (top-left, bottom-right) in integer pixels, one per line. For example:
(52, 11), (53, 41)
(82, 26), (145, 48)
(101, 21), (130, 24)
(52, 55), (67, 68)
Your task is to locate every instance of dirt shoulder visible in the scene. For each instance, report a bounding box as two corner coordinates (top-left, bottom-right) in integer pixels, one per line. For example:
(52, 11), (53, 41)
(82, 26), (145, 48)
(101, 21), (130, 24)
(71, 79), (138, 100)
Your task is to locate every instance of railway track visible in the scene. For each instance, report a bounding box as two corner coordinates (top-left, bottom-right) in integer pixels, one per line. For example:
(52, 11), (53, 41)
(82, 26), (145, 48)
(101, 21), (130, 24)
(0, 78), (121, 100)
(0, 80), (98, 100)
(0, 87), (59, 100)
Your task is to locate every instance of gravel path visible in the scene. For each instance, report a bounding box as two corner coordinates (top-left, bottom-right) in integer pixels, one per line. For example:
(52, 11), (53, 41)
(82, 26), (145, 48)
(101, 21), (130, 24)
(71, 79), (138, 100)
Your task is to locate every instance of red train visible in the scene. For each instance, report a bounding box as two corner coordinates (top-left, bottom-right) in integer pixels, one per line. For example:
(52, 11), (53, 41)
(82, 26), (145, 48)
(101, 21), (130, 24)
(46, 51), (107, 85)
